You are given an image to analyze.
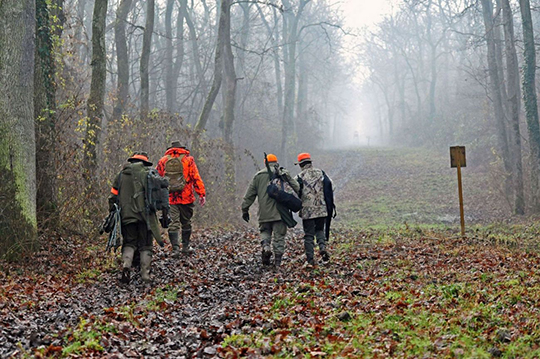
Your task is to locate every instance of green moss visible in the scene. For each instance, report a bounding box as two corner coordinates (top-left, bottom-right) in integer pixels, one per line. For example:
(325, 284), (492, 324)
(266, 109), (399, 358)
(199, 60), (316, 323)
(0, 124), (37, 259)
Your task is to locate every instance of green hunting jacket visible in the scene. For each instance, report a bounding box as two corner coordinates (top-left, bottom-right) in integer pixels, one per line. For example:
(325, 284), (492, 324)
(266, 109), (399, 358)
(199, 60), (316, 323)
(241, 164), (300, 223)
(109, 162), (162, 244)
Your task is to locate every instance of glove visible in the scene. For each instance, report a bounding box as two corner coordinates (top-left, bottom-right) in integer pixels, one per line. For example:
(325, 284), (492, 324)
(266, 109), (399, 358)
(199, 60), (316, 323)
(199, 196), (206, 206)
(159, 211), (171, 228)
(156, 238), (165, 248)
(242, 212), (250, 222)
(108, 198), (118, 212)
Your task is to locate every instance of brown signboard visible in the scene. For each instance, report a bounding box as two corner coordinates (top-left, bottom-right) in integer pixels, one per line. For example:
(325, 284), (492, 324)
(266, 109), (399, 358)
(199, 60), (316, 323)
(450, 146), (466, 168)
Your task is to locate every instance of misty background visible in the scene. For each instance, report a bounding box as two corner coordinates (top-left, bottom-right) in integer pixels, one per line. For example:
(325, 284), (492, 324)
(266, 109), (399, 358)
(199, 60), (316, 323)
(3, 0), (540, 251)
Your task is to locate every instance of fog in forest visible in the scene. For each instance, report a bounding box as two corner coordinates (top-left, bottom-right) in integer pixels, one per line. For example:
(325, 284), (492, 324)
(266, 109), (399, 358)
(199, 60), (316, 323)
(4, 0), (540, 245)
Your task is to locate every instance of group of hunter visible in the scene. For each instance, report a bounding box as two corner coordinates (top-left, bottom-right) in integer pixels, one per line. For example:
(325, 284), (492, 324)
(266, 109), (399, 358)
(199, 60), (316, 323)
(108, 142), (334, 284)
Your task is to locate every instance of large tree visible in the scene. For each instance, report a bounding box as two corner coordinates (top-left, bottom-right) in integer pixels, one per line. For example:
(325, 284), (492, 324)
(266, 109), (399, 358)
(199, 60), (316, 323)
(501, 0), (524, 215)
(480, 0), (512, 195)
(0, 0), (37, 255)
(519, 0), (540, 211)
(112, 0), (133, 120)
(83, 0), (108, 180)
(140, 0), (155, 120)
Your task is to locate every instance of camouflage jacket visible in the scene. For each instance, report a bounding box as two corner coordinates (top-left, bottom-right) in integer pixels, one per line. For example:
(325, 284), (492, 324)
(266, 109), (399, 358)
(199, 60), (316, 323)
(295, 164), (330, 219)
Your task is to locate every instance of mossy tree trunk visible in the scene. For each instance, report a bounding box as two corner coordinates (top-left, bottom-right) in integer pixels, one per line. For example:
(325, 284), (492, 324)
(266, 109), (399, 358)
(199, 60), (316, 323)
(35, 0), (64, 228)
(519, 0), (540, 211)
(0, 0), (37, 257)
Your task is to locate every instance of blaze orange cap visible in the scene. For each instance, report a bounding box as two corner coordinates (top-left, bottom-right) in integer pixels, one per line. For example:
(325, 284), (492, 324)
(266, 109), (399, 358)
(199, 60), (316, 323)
(296, 152), (311, 165)
(128, 152), (153, 166)
(266, 154), (278, 163)
(131, 154), (149, 162)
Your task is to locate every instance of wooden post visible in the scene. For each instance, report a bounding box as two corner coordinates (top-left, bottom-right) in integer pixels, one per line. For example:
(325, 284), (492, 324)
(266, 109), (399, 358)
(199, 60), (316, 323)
(450, 146), (466, 238)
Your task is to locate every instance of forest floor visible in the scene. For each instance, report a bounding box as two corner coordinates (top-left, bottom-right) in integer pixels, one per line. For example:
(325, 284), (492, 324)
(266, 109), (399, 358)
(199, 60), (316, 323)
(2, 147), (540, 358)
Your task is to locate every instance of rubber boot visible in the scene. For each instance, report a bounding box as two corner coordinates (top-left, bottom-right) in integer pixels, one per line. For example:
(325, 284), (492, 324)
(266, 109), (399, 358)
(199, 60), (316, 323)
(274, 253), (283, 267)
(182, 230), (194, 254)
(140, 250), (152, 283)
(121, 247), (135, 284)
(262, 245), (272, 266)
(169, 231), (180, 258)
(320, 250), (330, 262)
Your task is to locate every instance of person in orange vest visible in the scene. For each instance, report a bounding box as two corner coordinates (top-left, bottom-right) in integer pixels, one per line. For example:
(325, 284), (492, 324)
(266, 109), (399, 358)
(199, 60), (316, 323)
(156, 141), (206, 257)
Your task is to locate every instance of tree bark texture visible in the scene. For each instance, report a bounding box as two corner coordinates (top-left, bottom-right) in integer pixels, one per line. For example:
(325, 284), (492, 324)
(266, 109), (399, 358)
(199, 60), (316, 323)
(165, 0), (186, 113)
(280, 0), (309, 165)
(113, 0), (133, 120)
(519, 0), (540, 211)
(221, 0), (237, 194)
(194, 0), (226, 135)
(480, 0), (512, 197)
(0, 0), (37, 256)
(84, 0), (108, 180)
(35, 0), (60, 226)
(185, 5), (207, 98)
(501, 0), (525, 215)
(140, 0), (155, 120)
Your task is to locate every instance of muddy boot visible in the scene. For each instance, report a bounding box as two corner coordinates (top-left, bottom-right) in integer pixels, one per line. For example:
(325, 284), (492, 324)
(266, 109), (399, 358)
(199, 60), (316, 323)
(140, 250), (152, 283)
(320, 250), (330, 263)
(181, 230), (194, 254)
(274, 253), (283, 267)
(262, 246), (272, 266)
(121, 247), (135, 284)
(169, 231), (180, 258)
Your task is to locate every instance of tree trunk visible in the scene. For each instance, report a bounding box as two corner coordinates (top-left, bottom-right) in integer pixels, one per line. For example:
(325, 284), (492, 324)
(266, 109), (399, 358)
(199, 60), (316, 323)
(502, 0), (525, 215)
(75, 0), (87, 63)
(296, 48), (308, 125)
(84, 0), (108, 181)
(221, 0), (237, 194)
(0, 0), (37, 256)
(35, 0), (60, 227)
(193, 0), (226, 136)
(519, 0), (540, 211)
(185, 5), (207, 98)
(165, 0), (175, 112)
(480, 0), (512, 197)
(140, 0), (155, 121)
(165, 0), (186, 113)
(258, 5), (284, 132)
(113, 0), (132, 120)
(280, 0), (309, 165)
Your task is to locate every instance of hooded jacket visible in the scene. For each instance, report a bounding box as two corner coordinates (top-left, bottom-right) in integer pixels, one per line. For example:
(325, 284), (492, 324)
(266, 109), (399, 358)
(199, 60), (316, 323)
(156, 147), (206, 205)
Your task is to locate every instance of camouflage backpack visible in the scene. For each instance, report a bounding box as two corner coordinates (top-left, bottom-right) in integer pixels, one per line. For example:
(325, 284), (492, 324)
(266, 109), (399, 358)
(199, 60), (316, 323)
(164, 154), (186, 193)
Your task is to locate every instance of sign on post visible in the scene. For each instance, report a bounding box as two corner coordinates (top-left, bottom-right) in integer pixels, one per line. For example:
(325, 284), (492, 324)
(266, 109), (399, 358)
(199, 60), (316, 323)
(450, 146), (466, 237)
